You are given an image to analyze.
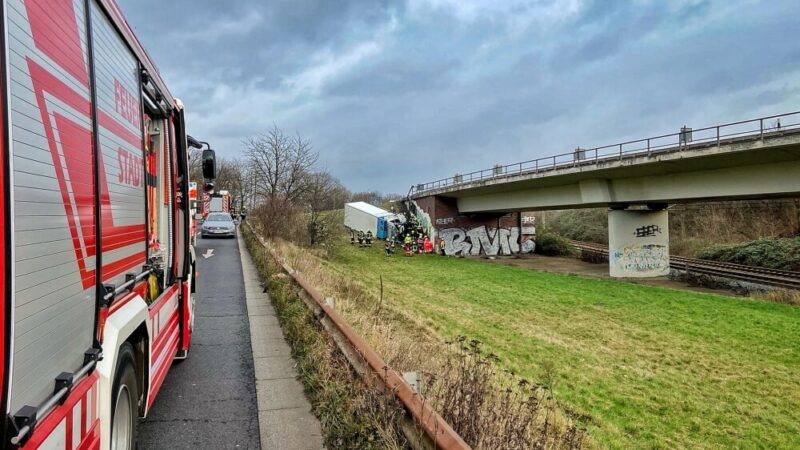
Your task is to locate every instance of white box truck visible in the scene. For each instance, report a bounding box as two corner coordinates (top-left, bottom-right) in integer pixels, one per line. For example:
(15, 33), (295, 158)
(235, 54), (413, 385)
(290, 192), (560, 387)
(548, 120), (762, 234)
(344, 202), (393, 235)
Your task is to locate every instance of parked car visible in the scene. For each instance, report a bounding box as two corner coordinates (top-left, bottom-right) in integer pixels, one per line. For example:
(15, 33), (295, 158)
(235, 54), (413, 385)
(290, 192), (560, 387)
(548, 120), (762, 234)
(201, 212), (237, 238)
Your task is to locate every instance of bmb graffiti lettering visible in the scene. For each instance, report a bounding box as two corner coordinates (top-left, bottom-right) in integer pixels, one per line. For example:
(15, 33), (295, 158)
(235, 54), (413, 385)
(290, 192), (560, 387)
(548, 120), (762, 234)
(613, 244), (668, 273)
(439, 226), (534, 256)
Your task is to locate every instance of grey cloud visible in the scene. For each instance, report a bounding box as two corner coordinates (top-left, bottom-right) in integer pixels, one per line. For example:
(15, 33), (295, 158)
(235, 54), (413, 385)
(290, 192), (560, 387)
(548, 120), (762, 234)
(118, 0), (800, 192)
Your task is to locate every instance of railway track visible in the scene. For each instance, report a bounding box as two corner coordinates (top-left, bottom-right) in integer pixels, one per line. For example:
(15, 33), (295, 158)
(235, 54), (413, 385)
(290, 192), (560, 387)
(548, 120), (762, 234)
(569, 240), (800, 290)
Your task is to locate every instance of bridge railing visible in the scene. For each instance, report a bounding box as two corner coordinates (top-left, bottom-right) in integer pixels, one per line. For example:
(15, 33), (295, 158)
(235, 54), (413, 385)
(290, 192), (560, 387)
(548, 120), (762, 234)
(410, 111), (800, 196)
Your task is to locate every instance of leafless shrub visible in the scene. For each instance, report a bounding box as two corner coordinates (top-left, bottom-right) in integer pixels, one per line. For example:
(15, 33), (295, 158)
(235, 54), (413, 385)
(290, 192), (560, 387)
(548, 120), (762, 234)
(251, 197), (307, 240)
(422, 337), (586, 450)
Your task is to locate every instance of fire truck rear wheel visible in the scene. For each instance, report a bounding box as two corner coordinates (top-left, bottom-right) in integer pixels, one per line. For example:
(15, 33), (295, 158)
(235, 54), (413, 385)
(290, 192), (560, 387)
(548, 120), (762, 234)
(111, 342), (139, 450)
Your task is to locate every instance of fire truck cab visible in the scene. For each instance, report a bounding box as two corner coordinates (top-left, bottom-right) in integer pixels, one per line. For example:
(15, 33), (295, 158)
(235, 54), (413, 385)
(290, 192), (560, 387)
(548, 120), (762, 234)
(0, 1), (213, 448)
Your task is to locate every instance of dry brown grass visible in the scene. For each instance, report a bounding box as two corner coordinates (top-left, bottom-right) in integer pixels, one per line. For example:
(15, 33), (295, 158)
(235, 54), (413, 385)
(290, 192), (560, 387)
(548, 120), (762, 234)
(542, 199), (800, 257)
(245, 229), (409, 449)
(670, 200), (799, 256)
(252, 225), (589, 449)
(753, 289), (800, 306)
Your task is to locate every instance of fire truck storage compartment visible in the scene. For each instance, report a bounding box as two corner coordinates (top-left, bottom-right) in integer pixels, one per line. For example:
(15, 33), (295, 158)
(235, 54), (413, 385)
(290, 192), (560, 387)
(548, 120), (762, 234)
(5, 0), (146, 415)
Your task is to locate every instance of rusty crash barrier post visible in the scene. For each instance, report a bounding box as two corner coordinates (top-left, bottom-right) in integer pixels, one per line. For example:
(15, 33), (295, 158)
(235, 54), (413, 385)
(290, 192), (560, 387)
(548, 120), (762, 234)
(246, 226), (472, 450)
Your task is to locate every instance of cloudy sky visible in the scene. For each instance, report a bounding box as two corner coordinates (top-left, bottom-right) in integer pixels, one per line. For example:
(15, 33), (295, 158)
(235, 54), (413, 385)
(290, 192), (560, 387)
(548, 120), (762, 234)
(117, 0), (800, 193)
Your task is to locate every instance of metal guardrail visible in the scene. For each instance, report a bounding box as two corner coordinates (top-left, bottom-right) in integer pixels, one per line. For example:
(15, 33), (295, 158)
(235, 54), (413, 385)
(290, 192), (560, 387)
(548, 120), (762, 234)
(244, 225), (471, 450)
(410, 111), (800, 196)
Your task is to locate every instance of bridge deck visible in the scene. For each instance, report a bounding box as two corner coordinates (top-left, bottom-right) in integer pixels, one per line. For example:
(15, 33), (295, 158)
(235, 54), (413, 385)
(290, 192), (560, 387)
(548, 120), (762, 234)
(412, 113), (800, 199)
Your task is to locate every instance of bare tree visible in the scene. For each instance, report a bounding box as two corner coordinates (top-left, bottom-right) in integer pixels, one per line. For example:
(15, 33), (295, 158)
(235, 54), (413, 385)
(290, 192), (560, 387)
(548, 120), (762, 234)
(305, 170), (337, 224)
(303, 170), (339, 245)
(244, 125), (318, 202)
(188, 148), (203, 185)
(212, 157), (250, 212)
(244, 125), (320, 238)
(284, 132), (317, 201)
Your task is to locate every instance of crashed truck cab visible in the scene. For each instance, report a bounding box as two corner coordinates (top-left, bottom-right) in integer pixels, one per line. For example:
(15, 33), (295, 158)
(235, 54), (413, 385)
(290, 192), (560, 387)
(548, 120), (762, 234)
(0, 0), (215, 449)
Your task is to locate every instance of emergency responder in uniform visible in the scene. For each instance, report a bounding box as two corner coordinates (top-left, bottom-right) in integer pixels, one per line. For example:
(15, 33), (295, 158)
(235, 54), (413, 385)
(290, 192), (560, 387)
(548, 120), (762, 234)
(404, 234), (413, 256)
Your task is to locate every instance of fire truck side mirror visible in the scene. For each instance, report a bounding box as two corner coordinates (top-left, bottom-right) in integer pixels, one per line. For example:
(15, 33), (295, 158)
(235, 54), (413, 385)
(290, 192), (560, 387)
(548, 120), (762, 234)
(202, 149), (216, 180)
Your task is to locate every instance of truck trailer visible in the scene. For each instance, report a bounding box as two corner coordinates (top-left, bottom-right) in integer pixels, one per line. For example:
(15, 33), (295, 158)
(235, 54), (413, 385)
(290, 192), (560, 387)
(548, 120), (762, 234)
(0, 1), (215, 448)
(344, 202), (395, 237)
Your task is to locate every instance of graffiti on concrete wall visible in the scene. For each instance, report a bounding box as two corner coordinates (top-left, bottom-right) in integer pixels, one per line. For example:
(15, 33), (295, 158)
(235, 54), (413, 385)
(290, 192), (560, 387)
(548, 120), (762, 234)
(520, 237), (536, 253)
(439, 226), (535, 256)
(633, 224), (663, 238)
(608, 209), (669, 277)
(402, 199), (434, 237)
(613, 244), (668, 274)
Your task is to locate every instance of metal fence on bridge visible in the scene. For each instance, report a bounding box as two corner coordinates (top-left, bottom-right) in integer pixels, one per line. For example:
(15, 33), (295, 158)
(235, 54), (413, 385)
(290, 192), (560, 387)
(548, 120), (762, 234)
(410, 111), (800, 197)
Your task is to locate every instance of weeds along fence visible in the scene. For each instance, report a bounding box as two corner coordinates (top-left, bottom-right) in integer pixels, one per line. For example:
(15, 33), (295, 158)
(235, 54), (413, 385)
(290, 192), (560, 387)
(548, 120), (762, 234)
(243, 223), (471, 450)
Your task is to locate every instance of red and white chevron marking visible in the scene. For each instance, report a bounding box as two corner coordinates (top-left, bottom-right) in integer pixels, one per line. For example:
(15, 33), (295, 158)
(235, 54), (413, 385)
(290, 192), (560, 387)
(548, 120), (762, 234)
(22, 373), (100, 450)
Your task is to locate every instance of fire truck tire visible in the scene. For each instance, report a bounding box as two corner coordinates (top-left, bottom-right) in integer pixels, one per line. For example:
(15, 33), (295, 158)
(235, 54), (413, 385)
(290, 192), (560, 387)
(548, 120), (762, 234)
(111, 342), (139, 450)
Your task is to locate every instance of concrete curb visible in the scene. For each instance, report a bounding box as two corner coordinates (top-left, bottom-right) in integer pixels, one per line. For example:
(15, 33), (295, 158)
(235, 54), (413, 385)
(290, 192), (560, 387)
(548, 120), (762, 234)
(238, 235), (325, 450)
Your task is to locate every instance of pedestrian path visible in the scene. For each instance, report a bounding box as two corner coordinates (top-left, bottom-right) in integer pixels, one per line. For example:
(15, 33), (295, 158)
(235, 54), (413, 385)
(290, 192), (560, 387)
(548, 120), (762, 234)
(238, 236), (326, 450)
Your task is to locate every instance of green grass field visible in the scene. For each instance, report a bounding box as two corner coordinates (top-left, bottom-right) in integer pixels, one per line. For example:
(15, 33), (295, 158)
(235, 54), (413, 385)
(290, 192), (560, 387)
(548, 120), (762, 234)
(324, 242), (800, 449)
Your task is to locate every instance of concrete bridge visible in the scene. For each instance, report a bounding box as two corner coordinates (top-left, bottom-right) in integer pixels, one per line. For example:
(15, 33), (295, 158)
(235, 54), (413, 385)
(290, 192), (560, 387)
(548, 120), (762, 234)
(408, 112), (800, 277)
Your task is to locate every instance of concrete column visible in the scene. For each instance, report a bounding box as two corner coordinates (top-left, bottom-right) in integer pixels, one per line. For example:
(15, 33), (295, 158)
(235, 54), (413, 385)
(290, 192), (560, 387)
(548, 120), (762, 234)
(608, 209), (669, 278)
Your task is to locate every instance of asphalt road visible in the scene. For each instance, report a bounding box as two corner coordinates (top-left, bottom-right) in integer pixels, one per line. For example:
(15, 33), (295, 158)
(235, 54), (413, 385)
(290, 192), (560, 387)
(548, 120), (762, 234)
(138, 232), (261, 449)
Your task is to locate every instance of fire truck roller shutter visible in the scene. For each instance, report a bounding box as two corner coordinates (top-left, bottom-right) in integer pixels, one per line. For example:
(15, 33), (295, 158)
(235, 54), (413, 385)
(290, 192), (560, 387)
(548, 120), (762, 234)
(6, 0), (97, 413)
(90, 0), (146, 289)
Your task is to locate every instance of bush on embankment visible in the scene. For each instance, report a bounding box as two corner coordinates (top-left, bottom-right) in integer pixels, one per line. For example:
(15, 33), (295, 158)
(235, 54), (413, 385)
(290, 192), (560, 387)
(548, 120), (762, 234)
(545, 209), (609, 244)
(534, 233), (575, 257)
(698, 237), (800, 271)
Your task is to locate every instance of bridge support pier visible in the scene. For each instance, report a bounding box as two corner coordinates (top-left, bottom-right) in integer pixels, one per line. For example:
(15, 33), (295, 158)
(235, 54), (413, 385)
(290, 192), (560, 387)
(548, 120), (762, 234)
(608, 207), (669, 278)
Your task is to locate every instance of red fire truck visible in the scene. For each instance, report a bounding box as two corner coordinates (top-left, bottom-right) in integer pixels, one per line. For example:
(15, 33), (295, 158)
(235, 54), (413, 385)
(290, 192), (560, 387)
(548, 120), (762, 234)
(0, 1), (216, 448)
(201, 190), (231, 218)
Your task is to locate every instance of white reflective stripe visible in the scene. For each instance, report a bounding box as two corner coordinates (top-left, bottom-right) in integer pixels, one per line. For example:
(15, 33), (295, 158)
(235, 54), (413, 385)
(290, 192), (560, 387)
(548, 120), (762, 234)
(86, 384), (93, 428)
(150, 327), (178, 378)
(38, 419), (66, 450)
(72, 400), (81, 448)
(158, 295), (178, 330)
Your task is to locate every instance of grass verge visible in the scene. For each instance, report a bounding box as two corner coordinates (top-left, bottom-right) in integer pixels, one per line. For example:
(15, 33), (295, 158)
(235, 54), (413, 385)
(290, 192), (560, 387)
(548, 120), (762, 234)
(318, 237), (800, 449)
(246, 225), (589, 449)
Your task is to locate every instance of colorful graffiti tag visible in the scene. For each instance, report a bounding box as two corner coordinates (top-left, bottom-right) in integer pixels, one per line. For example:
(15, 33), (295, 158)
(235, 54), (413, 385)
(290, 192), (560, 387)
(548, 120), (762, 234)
(612, 244), (668, 274)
